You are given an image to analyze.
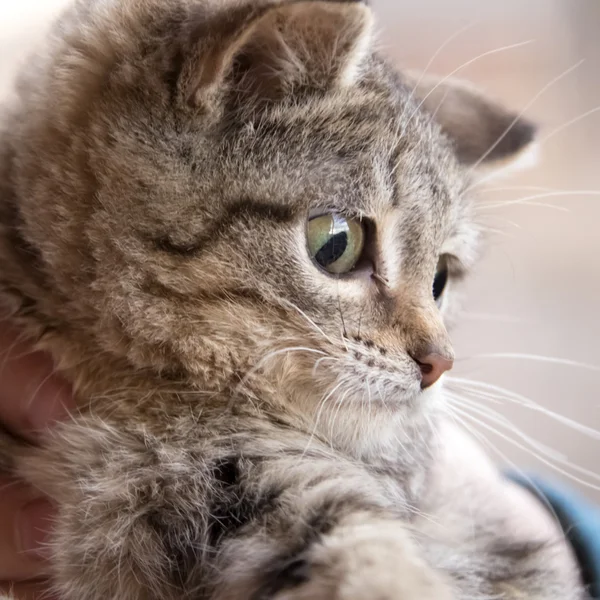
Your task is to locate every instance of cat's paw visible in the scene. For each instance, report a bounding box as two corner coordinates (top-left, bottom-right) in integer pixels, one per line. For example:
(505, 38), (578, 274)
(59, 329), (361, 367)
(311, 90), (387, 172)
(275, 518), (454, 600)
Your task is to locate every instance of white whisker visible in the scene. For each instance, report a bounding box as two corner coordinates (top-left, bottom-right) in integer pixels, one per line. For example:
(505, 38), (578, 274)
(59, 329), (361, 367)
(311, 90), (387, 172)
(468, 353), (600, 372)
(302, 380), (345, 458)
(448, 394), (566, 461)
(279, 298), (336, 345)
(539, 104), (600, 146)
(399, 20), (479, 122)
(466, 59), (584, 176)
(447, 376), (600, 440)
(443, 408), (564, 528)
(478, 190), (600, 211)
(449, 403), (600, 491)
(459, 312), (529, 324)
(312, 355), (339, 377)
(405, 40), (534, 137)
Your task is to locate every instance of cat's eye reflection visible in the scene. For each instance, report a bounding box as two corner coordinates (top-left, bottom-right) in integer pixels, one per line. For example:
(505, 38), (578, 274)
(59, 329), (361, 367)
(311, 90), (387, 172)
(307, 213), (365, 275)
(433, 256), (449, 305)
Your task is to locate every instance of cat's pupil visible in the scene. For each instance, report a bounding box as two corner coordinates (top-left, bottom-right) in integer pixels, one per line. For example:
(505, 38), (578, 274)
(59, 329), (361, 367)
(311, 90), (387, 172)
(315, 232), (348, 268)
(306, 213), (365, 275)
(433, 259), (449, 303)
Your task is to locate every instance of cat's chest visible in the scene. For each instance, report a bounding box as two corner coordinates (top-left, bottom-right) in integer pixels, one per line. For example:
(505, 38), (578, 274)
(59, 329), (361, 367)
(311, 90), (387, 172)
(337, 421), (439, 515)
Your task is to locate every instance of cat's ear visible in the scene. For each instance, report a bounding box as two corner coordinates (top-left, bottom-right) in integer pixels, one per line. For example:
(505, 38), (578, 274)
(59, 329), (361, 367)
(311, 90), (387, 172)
(183, 1), (374, 108)
(404, 72), (537, 169)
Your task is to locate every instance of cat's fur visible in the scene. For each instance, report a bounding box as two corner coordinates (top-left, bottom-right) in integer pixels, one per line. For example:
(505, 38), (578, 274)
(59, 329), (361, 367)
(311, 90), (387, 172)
(0, 0), (587, 598)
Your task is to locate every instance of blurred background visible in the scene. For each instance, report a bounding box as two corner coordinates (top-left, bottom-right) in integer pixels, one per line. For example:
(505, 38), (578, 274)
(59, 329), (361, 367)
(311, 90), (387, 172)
(1, 0), (599, 499)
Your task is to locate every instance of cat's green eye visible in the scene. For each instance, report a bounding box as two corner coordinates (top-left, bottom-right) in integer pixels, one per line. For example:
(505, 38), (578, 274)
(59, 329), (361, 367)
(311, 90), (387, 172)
(433, 256), (449, 304)
(307, 213), (365, 275)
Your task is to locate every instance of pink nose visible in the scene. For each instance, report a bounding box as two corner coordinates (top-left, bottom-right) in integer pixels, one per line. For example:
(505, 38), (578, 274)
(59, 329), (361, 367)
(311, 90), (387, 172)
(413, 352), (454, 389)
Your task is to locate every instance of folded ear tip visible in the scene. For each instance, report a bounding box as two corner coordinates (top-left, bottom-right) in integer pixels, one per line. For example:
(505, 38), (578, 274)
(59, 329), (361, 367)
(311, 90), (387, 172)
(508, 117), (537, 152)
(489, 116), (537, 163)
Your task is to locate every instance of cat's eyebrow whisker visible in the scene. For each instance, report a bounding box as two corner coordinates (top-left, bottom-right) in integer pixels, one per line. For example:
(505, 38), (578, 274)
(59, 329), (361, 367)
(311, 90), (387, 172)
(397, 20), (480, 123)
(479, 201), (568, 212)
(468, 109), (600, 195)
(448, 400), (600, 491)
(405, 39), (535, 132)
(389, 40), (534, 180)
(447, 376), (600, 440)
(466, 59), (584, 176)
(478, 190), (600, 212)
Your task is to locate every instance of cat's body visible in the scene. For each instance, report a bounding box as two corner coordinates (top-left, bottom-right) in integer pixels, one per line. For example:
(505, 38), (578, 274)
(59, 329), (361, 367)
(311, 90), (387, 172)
(0, 0), (587, 598)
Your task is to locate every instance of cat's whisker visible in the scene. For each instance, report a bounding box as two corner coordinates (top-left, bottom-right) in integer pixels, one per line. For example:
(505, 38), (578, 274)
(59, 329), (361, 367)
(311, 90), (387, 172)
(442, 407), (564, 530)
(365, 375), (375, 439)
(301, 380), (345, 458)
(446, 382), (600, 493)
(447, 394), (566, 461)
(328, 388), (351, 444)
(479, 200), (570, 212)
(0, 479), (22, 493)
(465, 59), (584, 175)
(478, 190), (600, 212)
(476, 185), (561, 194)
(477, 213), (523, 230)
(538, 104), (600, 147)
(447, 376), (600, 440)
(253, 346), (327, 368)
(466, 352), (600, 372)
(371, 272), (390, 287)
(373, 379), (413, 453)
(448, 402), (600, 491)
(357, 298), (367, 340)
(312, 355), (340, 378)
(279, 298), (336, 346)
(458, 312), (529, 324)
(336, 281), (348, 342)
(397, 20), (479, 123)
(476, 224), (517, 237)
(404, 40), (535, 136)
(427, 86), (451, 124)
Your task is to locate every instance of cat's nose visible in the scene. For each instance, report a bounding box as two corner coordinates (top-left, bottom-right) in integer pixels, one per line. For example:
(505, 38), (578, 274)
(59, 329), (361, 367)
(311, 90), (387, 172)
(412, 350), (454, 389)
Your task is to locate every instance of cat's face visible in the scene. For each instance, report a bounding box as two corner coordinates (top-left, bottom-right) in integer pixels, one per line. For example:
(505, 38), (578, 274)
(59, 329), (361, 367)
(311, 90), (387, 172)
(12, 0), (535, 422)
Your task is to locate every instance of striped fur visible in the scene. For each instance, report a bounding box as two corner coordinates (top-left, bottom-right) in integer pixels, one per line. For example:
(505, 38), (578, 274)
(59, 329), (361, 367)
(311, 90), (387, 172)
(0, 1), (585, 598)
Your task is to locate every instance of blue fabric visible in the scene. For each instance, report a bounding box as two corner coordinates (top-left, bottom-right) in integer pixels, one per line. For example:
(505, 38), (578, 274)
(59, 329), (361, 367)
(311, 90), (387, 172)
(509, 473), (600, 599)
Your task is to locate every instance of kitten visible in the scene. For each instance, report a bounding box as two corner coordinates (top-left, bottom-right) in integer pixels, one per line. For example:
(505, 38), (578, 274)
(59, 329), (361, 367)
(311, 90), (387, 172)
(0, 0), (587, 598)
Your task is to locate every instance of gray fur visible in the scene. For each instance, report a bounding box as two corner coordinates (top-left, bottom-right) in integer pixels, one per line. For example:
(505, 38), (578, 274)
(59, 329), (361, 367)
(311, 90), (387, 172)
(0, 0), (586, 598)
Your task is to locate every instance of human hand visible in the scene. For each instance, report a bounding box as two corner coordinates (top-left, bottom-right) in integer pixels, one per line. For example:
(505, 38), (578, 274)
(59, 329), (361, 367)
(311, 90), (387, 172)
(0, 320), (73, 599)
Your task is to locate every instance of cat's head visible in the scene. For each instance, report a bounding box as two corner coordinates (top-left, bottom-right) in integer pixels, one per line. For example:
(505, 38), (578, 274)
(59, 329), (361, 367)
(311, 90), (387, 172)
(8, 0), (535, 423)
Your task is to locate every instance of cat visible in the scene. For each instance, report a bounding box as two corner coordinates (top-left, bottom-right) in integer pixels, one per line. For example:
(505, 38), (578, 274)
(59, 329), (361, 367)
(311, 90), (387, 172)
(0, 0), (587, 598)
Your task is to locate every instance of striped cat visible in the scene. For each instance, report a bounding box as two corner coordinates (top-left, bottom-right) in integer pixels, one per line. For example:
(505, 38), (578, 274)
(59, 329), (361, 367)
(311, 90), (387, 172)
(0, 0), (585, 598)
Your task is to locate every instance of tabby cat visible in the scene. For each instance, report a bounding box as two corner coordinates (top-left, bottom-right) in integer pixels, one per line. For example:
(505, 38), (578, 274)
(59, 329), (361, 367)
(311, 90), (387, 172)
(0, 0), (586, 598)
